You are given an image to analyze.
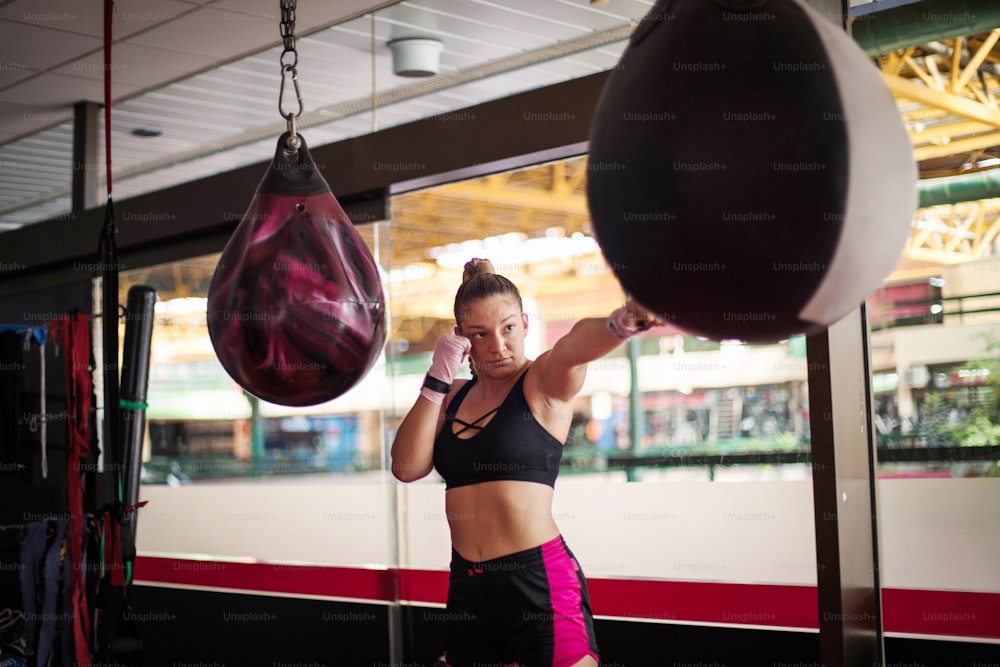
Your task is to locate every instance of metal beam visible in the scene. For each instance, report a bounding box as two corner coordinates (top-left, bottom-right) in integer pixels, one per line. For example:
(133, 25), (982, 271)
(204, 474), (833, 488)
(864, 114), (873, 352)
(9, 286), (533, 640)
(852, 0), (1000, 56)
(910, 119), (993, 144)
(913, 132), (1000, 162)
(906, 199), (1000, 264)
(951, 29), (1000, 94)
(884, 73), (1000, 129)
(918, 168), (1000, 208)
(71, 101), (100, 214)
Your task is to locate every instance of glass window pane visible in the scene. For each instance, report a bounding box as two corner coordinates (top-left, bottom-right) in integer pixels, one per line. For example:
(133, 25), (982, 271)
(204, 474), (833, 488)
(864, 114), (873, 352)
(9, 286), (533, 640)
(387, 156), (820, 662)
(868, 186), (1000, 650)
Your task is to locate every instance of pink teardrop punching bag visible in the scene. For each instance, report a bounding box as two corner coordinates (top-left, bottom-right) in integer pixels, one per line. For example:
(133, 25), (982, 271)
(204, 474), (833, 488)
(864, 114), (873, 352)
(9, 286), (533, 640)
(586, 0), (917, 342)
(207, 132), (386, 406)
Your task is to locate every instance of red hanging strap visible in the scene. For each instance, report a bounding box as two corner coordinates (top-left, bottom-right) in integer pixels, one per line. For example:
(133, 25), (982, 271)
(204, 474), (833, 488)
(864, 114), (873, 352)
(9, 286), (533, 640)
(104, 0), (114, 199)
(51, 314), (93, 667)
(106, 501), (148, 588)
(101, 512), (125, 588)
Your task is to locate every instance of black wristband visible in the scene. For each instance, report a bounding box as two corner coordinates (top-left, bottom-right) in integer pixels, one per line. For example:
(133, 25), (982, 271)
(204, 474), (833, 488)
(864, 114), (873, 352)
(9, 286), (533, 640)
(422, 374), (451, 394)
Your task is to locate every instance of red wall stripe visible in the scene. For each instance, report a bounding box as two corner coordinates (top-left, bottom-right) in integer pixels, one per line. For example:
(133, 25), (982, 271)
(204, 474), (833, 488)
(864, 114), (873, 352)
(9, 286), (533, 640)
(882, 588), (1000, 640)
(134, 556), (1000, 641)
(587, 578), (818, 629)
(136, 556), (398, 602)
(398, 567), (448, 605)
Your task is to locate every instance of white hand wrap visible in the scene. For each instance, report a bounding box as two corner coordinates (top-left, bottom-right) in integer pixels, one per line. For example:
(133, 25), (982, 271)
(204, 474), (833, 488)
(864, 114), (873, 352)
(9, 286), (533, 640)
(420, 334), (472, 404)
(607, 301), (658, 339)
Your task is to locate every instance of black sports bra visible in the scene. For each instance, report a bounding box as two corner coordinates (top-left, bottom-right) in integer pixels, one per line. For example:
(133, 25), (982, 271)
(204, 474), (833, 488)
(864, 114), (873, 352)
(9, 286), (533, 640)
(432, 368), (563, 490)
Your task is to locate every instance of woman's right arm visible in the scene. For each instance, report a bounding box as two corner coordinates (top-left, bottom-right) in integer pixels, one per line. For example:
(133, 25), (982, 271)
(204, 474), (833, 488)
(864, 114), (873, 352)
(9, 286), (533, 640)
(390, 334), (471, 482)
(390, 394), (444, 482)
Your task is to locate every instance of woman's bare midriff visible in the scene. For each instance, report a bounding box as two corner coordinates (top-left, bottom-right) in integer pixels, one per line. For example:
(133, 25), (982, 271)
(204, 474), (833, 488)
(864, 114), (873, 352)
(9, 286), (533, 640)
(446, 480), (560, 562)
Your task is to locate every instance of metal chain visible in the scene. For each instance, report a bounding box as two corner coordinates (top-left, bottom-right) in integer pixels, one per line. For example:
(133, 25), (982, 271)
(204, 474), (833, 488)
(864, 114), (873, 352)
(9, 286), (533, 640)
(278, 0), (303, 155)
(280, 0), (296, 56)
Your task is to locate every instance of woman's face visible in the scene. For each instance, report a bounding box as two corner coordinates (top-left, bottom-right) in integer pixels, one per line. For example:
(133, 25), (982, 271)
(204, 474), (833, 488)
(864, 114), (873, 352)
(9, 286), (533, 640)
(456, 294), (528, 378)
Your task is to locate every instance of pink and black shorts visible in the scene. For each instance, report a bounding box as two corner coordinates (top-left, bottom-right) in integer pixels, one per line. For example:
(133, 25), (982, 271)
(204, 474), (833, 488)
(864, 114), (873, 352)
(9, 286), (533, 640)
(444, 535), (600, 667)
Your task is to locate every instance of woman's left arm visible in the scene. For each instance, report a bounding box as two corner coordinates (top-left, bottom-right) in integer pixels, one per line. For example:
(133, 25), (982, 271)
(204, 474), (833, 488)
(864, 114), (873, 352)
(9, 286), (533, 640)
(533, 301), (661, 402)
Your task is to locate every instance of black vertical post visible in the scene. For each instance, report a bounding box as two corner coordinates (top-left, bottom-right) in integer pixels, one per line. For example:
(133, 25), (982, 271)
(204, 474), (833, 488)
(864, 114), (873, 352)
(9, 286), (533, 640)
(807, 307), (883, 667)
(72, 101), (100, 214)
(120, 285), (156, 557)
(804, 4), (885, 665)
(94, 286), (153, 663)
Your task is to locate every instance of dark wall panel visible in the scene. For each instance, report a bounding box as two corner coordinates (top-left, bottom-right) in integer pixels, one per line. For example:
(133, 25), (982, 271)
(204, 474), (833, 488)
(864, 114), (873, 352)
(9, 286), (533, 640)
(130, 586), (392, 667)
(0, 280), (93, 522)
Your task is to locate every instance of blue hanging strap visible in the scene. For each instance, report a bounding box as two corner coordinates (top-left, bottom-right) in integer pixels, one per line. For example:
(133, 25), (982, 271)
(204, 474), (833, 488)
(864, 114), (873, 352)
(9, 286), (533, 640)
(0, 325), (47, 346)
(18, 522), (46, 656)
(35, 519), (68, 667)
(61, 519), (76, 667)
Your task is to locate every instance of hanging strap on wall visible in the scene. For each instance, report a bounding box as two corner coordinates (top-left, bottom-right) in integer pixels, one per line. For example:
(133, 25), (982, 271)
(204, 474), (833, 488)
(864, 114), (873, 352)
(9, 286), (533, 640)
(50, 314), (93, 667)
(100, 0), (121, 512)
(0, 325), (47, 346)
(18, 521), (45, 658)
(103, 0), (113, 207)
(36, 519), (68, 667)
(16, 521), (72, 663)
(61, 520), (77, 667)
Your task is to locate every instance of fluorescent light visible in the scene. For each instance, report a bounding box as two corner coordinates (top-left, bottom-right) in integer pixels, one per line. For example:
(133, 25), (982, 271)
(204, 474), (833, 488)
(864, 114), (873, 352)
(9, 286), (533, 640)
(429, 231), (599, 270)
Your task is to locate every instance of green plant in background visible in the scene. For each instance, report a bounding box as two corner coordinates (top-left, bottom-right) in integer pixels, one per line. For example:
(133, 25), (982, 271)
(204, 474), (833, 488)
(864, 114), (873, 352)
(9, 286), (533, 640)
(773, 431), (802, 451)
(918, 391), (954, 446)
(914, 330), (1000, 448)
(947, 330), (1000, 448)
(949, 413), (1000, 447)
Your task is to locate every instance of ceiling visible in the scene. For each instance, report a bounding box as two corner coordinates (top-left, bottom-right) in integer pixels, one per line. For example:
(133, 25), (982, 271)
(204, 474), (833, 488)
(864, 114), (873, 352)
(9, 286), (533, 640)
(0, 0), (654, 227)
(4, 0), (1000, 289)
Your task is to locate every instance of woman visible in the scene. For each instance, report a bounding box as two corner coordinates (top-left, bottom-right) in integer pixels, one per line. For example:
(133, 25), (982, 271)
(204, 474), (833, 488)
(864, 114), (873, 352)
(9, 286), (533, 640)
(391, 258), (660, 667)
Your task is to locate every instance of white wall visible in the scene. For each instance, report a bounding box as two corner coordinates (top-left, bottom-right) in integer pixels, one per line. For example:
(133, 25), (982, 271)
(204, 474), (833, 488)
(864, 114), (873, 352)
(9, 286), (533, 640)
(136, 476), (1000, 594)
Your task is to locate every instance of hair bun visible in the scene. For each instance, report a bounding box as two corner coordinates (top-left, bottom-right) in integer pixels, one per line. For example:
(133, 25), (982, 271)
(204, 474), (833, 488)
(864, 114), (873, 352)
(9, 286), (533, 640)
(462, 257), (495, 283)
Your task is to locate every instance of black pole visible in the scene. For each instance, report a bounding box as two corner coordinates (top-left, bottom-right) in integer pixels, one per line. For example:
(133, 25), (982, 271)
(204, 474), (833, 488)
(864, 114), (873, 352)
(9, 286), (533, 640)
(99, 202), (120, 510)
(94, 285), (153, 665)
(119, 285), (155, 560)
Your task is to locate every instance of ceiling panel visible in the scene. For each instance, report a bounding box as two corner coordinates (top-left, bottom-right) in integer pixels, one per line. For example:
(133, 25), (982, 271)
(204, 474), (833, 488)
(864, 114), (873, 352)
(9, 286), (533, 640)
(0, 0), (404, 145)
(0, 22), (102, 71)
(208, 0), (401, 34)
(190, 64), (279, 94)
(124, 6), (279, 58)
(0, 0), (202, 39)
(0, 64), (37, 91)
(0, 70), (142, 107)
(402, 0), (644, 34)
(378, 13), (559, 53)
(53, 42), (223, 88)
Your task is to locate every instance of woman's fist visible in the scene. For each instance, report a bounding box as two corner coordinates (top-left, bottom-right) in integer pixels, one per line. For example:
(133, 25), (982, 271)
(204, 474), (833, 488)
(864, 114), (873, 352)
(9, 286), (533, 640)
(420, 334), (472, 404)
(607, 299), (665, 339)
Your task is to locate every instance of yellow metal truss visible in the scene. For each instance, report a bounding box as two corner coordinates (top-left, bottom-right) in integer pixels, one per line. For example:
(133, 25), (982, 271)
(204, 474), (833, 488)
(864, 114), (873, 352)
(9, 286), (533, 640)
(878, 32), (1000, 273)
(907, 198), (1000, 265)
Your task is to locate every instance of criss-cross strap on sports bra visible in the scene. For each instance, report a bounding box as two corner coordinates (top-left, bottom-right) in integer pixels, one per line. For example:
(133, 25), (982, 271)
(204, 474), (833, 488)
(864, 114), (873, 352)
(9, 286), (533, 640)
(432, 368), (563, 490)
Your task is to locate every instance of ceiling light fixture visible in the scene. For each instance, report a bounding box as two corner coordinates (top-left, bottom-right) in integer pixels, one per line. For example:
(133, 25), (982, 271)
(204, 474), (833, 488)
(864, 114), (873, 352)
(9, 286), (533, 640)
(388, 37), (444, 77)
